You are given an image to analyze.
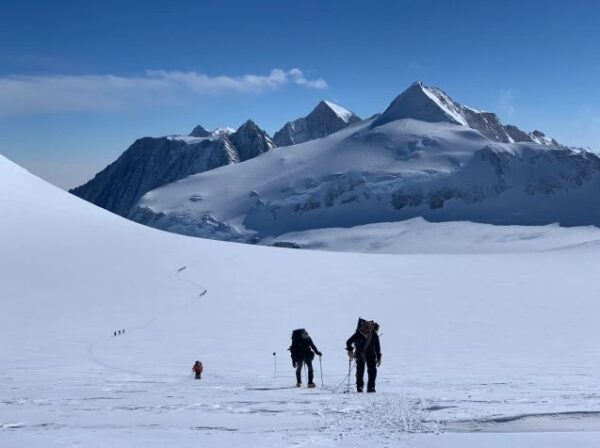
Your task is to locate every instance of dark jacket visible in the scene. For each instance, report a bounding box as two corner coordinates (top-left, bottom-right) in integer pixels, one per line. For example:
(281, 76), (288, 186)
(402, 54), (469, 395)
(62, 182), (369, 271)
(346, 331), (381, 361)
(290, 337), (320, 362)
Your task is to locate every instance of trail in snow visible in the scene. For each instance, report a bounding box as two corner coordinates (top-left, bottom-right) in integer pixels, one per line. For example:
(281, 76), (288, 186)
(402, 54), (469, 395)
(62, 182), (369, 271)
(86, 264), (208, 377)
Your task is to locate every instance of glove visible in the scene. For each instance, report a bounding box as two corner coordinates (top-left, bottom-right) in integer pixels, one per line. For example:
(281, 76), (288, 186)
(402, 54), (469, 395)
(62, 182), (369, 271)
(347, 350), (355, 359)
(293, 361), (297, 368)
(316, 351), (322, 357)
(377, 356), (382, 367)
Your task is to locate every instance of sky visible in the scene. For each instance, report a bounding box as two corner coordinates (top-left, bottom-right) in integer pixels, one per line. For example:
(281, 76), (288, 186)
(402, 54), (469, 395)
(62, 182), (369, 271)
(1, 0), (600, 189)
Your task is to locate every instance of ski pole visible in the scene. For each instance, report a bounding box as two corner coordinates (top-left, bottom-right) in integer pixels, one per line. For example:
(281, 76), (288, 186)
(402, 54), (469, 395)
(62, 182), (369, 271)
(273, 352), (277, 377)
(319, 355), (324, 387)
(347, 358), (352, 392)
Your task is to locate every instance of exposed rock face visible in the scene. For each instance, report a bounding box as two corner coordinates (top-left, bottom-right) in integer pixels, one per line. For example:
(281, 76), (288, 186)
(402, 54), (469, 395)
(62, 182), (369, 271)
(70, 136), (239, 216)
(273, 100), (361, 146)
(462, 109), (513, 143)
(71, 122), (276, 216)
(530, 130), (560, 146)
(228, 120), (275, 162)
(504, 124), (534, 143)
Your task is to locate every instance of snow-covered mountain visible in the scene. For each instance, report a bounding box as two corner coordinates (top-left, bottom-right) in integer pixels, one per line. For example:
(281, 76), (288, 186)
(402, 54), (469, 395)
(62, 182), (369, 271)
(130, 82), (600, 242)
(273, 100), (361, 146)
(71, 121), (275, 216)
(374, 82), (562, 146)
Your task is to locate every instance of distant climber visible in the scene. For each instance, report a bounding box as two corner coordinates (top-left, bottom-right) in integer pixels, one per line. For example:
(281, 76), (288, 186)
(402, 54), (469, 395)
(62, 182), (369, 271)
(118, 330), (121, 335)
(192, 360), (204, 380)
(122, 329), (125, 334)
(113, 331), (117, 337)
(346, 318), (381, 393)
(289, 329), (322, 388)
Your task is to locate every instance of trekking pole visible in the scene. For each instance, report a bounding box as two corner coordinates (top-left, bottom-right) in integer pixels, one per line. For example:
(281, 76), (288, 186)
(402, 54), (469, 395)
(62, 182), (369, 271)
(346, 358), (352, 392)
(273, 352), (277, 377)
(319, 355), (324, 387)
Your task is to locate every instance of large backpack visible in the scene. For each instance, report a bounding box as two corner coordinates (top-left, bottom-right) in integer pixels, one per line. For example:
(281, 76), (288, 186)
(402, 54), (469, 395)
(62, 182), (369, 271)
(289, 328), (309, 361)
(356, 318), (376, 331)
(354, 318), (377, 357)
(356, 318), (367, 330)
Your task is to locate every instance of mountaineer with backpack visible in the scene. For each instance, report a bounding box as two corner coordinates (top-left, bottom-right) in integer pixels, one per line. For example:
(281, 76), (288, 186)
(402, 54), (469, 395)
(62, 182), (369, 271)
(346, 318), (381, 393)
(192, 360), (204, 380)
(289, 329), (322, 388)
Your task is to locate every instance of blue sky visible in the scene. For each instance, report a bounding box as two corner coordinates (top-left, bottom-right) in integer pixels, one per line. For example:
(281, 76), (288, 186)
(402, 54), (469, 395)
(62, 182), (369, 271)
(1, 0), (599, 188)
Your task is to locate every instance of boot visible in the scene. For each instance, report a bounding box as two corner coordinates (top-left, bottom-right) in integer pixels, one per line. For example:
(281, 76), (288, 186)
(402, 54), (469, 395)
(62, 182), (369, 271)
(357, 386), (363, 393)
(367, 387), (376, 393)
(307, 382), (316, 388)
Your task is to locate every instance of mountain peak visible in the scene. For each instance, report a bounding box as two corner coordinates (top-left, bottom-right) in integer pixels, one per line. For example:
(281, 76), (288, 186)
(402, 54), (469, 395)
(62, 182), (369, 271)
(229, 120), (275, 162)
(313, 100), (356, 123)
(373, 82), (469, 128)
(189, 124), (211, 137)
(237, 119), (259, 131)
(274, 101), (361, 147)
(372, 82), (563, 147)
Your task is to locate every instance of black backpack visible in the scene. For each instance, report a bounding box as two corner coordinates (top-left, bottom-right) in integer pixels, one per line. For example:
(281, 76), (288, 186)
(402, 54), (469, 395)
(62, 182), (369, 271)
(289, 328), (309, 359)
(356, 317), (378, 331)
(356, 318), (367, 330)
(291, 328), (306, 341)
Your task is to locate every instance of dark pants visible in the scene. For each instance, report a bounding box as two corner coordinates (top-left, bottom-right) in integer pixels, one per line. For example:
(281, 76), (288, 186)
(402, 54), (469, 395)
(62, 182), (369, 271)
(356, 356), (377, 391)
(295, 358), (314, 384)
(195, 372), (202, 380)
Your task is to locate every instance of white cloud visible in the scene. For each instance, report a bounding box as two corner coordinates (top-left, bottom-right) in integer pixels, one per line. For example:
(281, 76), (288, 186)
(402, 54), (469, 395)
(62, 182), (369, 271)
(0, 68), (327, 117)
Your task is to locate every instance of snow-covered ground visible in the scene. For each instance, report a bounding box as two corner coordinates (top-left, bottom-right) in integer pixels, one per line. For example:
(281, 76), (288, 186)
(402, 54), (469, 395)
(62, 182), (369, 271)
(261, 217), (600, 253)
(3, 153), (600, 447)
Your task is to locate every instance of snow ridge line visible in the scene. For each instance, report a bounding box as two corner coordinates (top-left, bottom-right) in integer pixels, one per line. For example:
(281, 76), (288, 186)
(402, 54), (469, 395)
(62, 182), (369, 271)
(86, 265), (207, 376)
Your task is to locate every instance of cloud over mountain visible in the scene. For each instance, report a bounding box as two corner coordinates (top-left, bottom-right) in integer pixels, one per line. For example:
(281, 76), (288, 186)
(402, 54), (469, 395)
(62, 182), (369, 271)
(0, 68), (327, 117)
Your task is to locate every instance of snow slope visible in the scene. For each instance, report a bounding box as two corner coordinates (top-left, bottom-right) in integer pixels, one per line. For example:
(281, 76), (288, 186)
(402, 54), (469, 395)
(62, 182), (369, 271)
(131, 113), (600, 242)
(261, 218), (600, 253)
(4, 154), (600, 447)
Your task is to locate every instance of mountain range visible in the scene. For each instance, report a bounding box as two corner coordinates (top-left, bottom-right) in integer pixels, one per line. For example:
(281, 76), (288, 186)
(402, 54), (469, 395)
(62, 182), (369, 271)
(71, 101), (356, 216)
(71, 81), (599, 244)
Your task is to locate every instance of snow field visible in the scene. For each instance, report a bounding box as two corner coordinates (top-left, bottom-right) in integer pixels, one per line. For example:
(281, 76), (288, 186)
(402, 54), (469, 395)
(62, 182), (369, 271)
(3, 154), (600, 446)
